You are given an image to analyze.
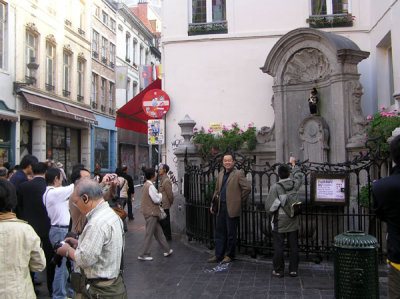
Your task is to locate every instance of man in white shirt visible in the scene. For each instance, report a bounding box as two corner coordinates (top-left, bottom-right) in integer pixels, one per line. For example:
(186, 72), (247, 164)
(43, 167), (74, 299)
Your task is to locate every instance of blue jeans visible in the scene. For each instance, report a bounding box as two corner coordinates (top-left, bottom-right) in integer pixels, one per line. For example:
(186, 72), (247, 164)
(215, 202), (239, 260)
(49, 226), (72, 299)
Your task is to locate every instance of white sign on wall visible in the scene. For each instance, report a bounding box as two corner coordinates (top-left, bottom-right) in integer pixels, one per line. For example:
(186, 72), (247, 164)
(147, 119), (165, 145)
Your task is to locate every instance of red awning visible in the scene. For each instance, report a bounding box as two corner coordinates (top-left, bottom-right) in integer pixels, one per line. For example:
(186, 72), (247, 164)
(115, 78), (162, 134)
(22, 92), (98, 125)
(0, 113), (18, 122)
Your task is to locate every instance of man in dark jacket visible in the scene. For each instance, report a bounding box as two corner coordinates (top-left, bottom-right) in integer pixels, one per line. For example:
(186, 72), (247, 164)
(18, 162), (55, 295)
(122, 165), (135, 220)
(373, 135), (400, 298)
(265, 157), (304, 278)
(10, 154), (38, 192)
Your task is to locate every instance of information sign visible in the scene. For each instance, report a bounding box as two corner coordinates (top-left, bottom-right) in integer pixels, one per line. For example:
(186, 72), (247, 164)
(311, 172), (348, 205)
(147, 119), (165, 145)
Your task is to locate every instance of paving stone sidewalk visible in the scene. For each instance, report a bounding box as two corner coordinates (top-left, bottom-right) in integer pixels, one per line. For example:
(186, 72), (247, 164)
(37, 186), (388, 298)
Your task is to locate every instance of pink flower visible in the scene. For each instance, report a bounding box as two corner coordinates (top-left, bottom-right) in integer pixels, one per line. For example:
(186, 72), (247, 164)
(362, 151), (366, 156)
(239, 129), (244, 135)
(201, 126), (205, 131)
(373, 179), (377, 183)
(195, 144), (200, 147)
(231, 122), (238, 127)
(248, 123), (253, 127)
(380, 106), (386, 110)
(222, 125), (228, 131)
(211, 148), (215, 155)
(193, 127), (198, 131)
(207, 128), (213, 133)
(205, 131), (209, 135)
(366, 115), (372, 120)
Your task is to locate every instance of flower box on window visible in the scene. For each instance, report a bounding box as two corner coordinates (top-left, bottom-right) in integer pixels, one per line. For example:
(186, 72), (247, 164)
(306, 13), (354, 28)
(188, 21), (228, 36)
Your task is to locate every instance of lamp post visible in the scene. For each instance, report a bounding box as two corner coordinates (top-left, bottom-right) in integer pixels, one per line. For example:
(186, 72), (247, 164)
(13, 57), (39, 93)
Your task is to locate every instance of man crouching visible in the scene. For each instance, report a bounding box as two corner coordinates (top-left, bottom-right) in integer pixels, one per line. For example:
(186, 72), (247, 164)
(56, 178), (127, 298)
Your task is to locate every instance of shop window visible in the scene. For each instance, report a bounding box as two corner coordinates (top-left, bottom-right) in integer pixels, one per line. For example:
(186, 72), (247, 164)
(20, 119), (32, 158)
(189, 0), (227, 35)
(0, 120), (11, 166)
(94, 128), (109, 169)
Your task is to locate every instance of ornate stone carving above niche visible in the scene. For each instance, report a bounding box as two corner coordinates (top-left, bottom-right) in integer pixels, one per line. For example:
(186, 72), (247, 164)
(283, 48), (331, 85)
(26, 22), (39, 35)
(78, 52), (86, 61)
(63, 44), (73, 55)
(257, 124), (275, 143)
(46, 34), (57, 45)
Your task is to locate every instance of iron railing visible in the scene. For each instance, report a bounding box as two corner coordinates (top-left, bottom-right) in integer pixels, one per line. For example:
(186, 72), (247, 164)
(184, 138), (391, 261)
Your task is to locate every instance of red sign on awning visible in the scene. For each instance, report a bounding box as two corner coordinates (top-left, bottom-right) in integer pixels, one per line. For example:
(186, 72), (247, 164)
(142, 89), (170, 119)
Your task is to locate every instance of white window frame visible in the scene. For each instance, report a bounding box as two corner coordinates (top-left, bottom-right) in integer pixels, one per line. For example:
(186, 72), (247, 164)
(102, 11), (108, 25)
(108, 82), (113, 110)
(45, 41), (55, 87)
(125, 34), (131, 60)
(91, 73), (97, 105)
(62, 52), (71, 93)
(101, 37), (107, 60)
(92, 30), (99, 55)
(25, 31), (37, 78)
(310, 0), (352, 15)
(189, 0), (226, 23)
(101, 78), (106, 106)
(132, 39), (137, 65)
(77, 60), (84, 97)
(109, 43), (115, 64)
(110, 18), (116, 31)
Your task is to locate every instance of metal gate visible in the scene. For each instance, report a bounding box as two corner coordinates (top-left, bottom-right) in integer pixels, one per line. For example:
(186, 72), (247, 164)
(184, 140), (391, 261)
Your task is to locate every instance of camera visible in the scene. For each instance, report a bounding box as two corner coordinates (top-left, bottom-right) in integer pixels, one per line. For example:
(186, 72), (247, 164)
(110, 175), (115, 181)
(52, 240), (73, 267)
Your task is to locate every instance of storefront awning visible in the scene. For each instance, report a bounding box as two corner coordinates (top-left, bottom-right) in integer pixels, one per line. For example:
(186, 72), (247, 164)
(22, 92), (98, 125)
(0, 113), (18, 122)
(115, 78), (161, 134)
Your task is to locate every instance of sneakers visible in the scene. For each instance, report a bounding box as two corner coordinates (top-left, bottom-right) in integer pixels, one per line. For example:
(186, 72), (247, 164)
(207, 256), (219, 263)
(272, 270), (284, 278)
(289, 271), (298, 277)
(221, 256), (232, 264)
(163, 249), (173, 257)
(138, 255), (153, 261)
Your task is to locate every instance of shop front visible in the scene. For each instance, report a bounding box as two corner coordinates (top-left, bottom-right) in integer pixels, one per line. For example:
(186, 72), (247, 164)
(17, 90), (97, 175)
(91, 114), (117, 174)
(0, 111), (17, 167)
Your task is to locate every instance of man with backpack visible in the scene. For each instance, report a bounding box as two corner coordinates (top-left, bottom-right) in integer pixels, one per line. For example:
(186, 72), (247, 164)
(265, 157), (304, 278)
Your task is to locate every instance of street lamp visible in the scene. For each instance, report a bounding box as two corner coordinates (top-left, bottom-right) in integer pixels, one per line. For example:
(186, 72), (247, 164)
(13, 57), (39, 93)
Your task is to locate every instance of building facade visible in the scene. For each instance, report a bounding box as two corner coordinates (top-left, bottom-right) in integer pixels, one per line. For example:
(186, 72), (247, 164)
(91, 0), (118, 174)
(113, 0), (160, 181)
(0, 1), (17, 167)
(162, 0), (400, 176)
(12, 0), (94, 176)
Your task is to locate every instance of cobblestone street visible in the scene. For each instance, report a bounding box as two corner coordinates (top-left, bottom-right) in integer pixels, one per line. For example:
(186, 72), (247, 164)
(37, 186), (388, 298)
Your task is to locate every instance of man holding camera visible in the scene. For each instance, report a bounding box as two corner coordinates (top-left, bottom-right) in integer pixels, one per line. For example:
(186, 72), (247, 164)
(56, 178), (127, 298)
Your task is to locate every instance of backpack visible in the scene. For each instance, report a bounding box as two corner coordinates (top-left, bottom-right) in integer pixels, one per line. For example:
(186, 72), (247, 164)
(277, 182), (302, 218)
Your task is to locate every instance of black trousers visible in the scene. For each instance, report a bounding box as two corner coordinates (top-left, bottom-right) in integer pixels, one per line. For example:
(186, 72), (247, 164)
(215, 202), (239, 260)
(272, 230), (299, 274)
(159, 209), (172, 240)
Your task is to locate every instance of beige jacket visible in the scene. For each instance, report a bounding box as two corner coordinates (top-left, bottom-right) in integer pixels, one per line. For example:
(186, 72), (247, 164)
(140, 181), (161, 217)
(213, 168), (251, 217)
(0, 218), (46, 299)
(159, 175), (174, 209)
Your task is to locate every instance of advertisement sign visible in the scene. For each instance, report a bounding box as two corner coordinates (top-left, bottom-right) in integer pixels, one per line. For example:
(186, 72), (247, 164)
(147, 119), (165, 145)
(142, 89), (170, 119)
(209, 122), (222, 133)
(311, 172), (349, 205)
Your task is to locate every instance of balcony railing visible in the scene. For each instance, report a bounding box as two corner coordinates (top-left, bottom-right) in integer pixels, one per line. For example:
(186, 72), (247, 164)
(63, 90), (71, 97)
(78, 28), (85, 36)
(101, 105), (105, 112)
(45, 83), (55, 92)
(92, 51), (99, 59)
(65, 19), (71, 26)
(110, 62), (115, 69)
(91, 102), (97, 109)
(188, 20), (228, 36)
(77, 95), (84, 102)
(102, 57), (107, 64)
(109, 107), (114, 114)
(306, 13), (355, 28)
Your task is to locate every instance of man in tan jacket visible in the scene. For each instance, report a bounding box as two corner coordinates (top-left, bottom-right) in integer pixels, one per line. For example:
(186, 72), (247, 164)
(159, 164), (174, 240)
(208, 154), (251, 264)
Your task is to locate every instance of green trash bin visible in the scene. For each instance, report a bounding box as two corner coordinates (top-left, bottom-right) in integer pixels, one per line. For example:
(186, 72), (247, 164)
(334, 231), (379, 299)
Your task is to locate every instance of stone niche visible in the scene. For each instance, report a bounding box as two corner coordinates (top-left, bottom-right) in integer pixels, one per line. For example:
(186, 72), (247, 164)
(261, 28), (370, 163)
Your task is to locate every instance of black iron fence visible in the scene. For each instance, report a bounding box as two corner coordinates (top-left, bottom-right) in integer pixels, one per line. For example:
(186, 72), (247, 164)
(184, 139), (391, 261)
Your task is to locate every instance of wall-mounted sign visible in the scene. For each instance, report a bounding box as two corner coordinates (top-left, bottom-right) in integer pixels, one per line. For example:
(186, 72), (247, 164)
(147, 119), (165, 145)
(209, 122), (222, 133)
(311, 172), (348, 206)
(142, 89), (170, 119)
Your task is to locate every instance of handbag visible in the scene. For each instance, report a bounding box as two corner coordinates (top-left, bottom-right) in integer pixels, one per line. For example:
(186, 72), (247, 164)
(211, 192), (221, 215)
(159, 206), (167, 220)
(112, 206), (128, 221)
